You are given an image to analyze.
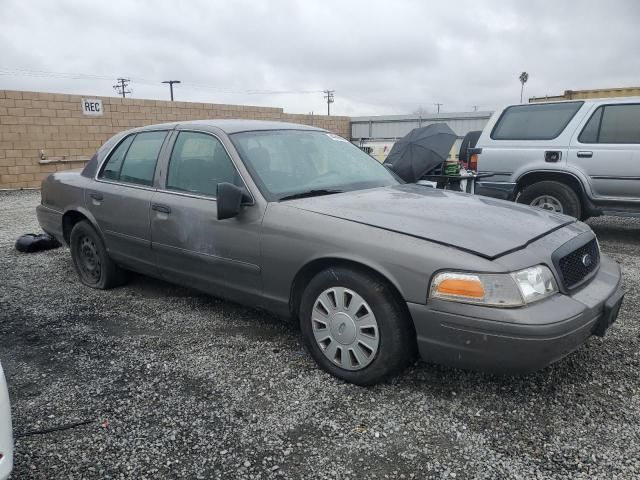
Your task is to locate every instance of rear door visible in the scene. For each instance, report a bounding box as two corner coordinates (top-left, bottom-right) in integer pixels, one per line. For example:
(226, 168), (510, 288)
(150, 130), (264, 304)
(87, 130), (169, 275)
(569, 103), (640, 200)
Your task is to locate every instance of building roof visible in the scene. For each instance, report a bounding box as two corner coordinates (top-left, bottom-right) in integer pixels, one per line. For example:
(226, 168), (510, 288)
(529, 86), (640, 103)
(350, 111), (493, 123)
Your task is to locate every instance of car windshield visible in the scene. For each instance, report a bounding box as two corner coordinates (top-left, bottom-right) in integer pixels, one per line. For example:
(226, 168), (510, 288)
(230, 130), (399, 200)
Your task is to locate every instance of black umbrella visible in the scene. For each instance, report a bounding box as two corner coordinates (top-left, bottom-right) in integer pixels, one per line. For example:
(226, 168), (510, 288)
(383, 123), (458, 183)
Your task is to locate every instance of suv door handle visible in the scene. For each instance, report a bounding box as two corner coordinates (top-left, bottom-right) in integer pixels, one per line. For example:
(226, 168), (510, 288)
(577, 151), (593, 158)
(151, 203), (171, 214)
(89, 192), (103, 201)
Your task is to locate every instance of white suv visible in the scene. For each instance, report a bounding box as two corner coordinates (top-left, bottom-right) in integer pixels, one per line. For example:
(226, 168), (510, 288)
(473, 98), (640, 219)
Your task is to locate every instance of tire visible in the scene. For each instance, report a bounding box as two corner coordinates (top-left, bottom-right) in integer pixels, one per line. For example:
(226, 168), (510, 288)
(517, 181), (582, 219)
(69, 220), (127, 289)
(299, 267), (415, 386)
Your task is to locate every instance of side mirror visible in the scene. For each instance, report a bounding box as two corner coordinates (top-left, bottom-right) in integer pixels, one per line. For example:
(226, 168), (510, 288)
(216, 183), (251, 220)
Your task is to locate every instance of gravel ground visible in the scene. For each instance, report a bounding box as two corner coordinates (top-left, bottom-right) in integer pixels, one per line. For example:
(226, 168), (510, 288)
(0, 189), (639, 479)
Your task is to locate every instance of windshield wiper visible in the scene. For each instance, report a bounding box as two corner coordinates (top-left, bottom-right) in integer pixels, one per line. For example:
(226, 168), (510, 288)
(279, 189), (344, 201)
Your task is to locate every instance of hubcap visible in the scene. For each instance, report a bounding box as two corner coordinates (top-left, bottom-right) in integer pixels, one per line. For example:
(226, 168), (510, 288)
(311, 287), (379, 371)
(79, 235), (101, 283)
(530, 195), (564, 213)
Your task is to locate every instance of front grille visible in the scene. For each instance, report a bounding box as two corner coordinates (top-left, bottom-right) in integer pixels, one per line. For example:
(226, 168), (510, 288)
(558, 238), (600, 289)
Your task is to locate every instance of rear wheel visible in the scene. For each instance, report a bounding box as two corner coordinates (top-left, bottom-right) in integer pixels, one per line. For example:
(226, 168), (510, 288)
(70, 220), (126, 289)
(299, 267), (415, 385)
(518, 181), (582, 218)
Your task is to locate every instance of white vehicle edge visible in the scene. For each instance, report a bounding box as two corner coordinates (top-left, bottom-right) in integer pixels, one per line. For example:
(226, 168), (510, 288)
(0, 362), (13, 480)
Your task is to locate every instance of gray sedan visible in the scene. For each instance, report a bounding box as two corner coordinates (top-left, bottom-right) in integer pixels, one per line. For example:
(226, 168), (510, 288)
(37, 120), (624, 385)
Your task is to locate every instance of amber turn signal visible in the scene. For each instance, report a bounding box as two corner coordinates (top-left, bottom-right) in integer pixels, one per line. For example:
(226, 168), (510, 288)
(435, 277), (485, 298)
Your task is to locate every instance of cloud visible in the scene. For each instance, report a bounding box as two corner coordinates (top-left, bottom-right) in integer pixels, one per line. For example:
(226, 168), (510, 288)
(0, 0), (638, 116)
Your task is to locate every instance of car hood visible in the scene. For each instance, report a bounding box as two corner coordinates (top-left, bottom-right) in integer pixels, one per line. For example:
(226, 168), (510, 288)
(285, 184), (575, 259)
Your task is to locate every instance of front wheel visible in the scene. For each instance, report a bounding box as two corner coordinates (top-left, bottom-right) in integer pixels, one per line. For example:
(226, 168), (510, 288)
(299, 267), (415, 385)
(517, 181), (582, 219)
(70, 220), (127, 289)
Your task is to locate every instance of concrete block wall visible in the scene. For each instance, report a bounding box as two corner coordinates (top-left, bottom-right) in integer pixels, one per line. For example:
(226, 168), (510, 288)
(0, 90), (351, 189)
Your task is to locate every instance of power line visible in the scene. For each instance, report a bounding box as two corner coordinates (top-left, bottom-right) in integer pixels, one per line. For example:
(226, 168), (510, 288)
(113, 78), (131, 98)
(0, 68), (114, 81)
(323, 89), (335, 116)
(0, 68), (323, 96)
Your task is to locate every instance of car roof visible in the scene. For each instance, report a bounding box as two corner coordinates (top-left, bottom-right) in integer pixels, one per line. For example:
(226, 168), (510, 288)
(137, 119), (328, 134)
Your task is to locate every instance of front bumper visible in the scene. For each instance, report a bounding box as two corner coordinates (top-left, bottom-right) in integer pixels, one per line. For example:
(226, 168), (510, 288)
(0, 363), (13, 480)
(409, 255), (623, 373)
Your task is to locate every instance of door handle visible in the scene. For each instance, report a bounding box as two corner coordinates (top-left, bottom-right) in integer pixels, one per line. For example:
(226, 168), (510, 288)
(577, 151), (593, 158)
(89, 192), (103, 201)
(151, 203), (171, 214)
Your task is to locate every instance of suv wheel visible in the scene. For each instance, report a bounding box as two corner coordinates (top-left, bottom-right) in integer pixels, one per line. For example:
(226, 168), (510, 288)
(70, 220), (127, 289)
(518, 181), (582, 218)
(299, 267), (415, 386)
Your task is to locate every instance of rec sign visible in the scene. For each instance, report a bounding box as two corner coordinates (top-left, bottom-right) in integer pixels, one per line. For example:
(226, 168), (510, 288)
(81, 98), (103, 116)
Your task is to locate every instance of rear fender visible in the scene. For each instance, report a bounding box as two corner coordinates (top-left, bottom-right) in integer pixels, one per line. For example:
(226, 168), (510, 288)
(62, 205), (105, 245)
(515, 166), (593, 198)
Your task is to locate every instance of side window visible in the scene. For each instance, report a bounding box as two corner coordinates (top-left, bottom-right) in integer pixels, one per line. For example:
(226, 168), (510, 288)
(578, 107), (603, 143)
(167, 132), (243, 196)
(598, 105), (640, 144)
(119, 131), (167, 186)
(491, 101), (583, 140)
(578, 104), (640, 144)
(100, 135), (134, 181)
(99, 131), (166, 185)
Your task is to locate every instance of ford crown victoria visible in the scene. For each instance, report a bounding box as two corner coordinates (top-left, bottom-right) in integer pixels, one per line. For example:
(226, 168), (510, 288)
(37, 120), (624, 385)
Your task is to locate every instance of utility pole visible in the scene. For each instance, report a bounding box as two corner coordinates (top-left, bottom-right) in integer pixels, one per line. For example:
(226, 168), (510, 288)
(162, 80), (181, 101)
(472, 105), (478, 112)
(434, 103), (443, 113)
(323, 89), (335, 116)
(113, 78), (131, 98)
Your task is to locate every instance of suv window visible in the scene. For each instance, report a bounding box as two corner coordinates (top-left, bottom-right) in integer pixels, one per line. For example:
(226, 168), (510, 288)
(578, 104), (640, 144)
(578, 107), (603, 143)
(166, 131), (243, 196)
(100, 131), (167, 186)
(599, 105), (640, 144)
(491, 101), (583, 140)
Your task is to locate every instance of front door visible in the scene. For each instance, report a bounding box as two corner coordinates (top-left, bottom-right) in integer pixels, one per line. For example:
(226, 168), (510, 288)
(569, 103), (640, 201)
(150, 130), (263, 304)
(87, 130), (169, 275)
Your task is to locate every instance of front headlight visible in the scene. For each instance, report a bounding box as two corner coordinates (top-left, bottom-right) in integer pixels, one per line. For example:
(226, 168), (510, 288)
(430, 265), (558, 307)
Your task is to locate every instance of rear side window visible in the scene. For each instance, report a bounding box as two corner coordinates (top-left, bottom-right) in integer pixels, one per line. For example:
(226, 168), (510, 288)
(99, 131), (167, 186)
(101, 135), (134, 181)
(166, 131), (243, 196)
(491, 102), (583, 140)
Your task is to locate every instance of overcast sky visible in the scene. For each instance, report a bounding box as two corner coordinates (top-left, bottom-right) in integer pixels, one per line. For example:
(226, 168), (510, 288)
(1, 0), (638, 116)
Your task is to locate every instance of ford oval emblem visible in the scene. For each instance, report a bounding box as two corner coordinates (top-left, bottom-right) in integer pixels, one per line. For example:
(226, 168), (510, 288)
(582, 253), (593, 267)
